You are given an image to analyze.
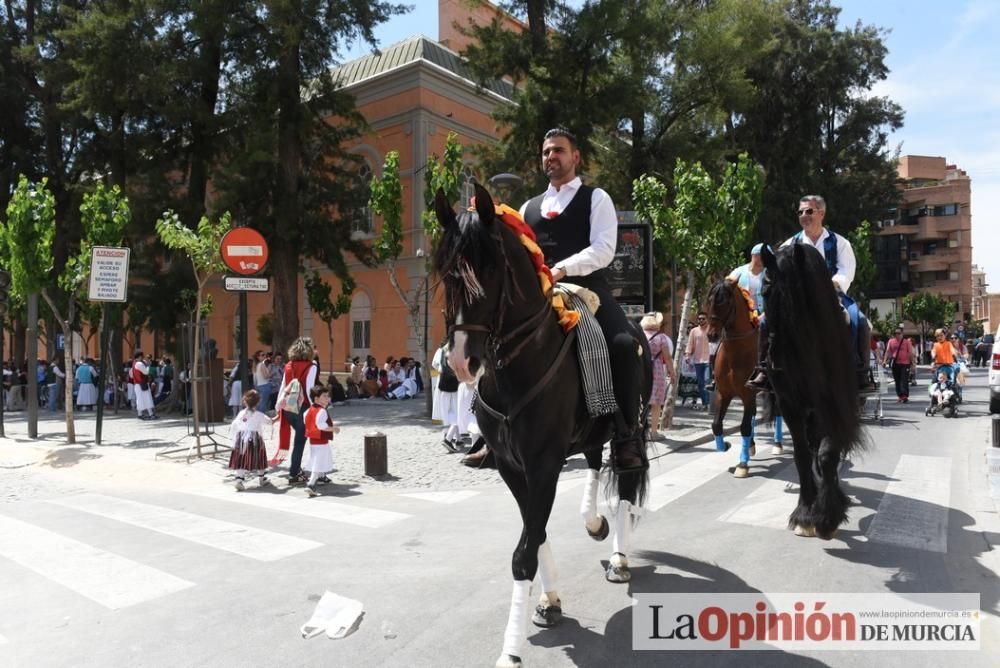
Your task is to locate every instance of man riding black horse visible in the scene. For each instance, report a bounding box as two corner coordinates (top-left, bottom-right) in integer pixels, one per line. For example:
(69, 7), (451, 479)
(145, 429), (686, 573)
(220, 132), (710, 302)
(747, 195), (874, 393)
(519, 128), (647, 472)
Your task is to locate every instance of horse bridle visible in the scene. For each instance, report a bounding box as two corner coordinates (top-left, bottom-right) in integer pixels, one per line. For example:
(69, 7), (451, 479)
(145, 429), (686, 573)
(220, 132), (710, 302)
(446, 227), (578, 427)
(709, 283), (756, 342)
(447, 230), (553, 370)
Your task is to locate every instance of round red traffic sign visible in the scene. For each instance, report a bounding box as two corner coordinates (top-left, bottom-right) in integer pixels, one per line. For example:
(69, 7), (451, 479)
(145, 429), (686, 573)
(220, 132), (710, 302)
(220, 228), (269, 275)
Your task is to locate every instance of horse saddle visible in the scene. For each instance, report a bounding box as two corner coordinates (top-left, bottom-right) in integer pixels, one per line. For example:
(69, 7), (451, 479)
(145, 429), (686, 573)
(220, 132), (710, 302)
(555, 283), (600, 315)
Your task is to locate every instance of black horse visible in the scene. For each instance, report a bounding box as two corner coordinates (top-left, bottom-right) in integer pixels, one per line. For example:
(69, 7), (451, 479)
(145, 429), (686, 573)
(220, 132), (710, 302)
(760, 243), (865, 539)
(434, 183), (651, 668)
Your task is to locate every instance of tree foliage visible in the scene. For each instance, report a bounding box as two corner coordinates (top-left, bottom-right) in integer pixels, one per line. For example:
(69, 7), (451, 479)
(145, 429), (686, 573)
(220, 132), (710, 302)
(421, 131), (465, 250)
(634, 153), (763, 428)
(902, 291), (955, 345)
(847, 220), (876, 309)
(304, 269), (353, 371)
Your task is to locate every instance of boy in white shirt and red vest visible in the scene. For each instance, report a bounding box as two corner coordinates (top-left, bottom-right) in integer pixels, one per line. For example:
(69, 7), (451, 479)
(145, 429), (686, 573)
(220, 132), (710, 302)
(303, 385), (339, 497)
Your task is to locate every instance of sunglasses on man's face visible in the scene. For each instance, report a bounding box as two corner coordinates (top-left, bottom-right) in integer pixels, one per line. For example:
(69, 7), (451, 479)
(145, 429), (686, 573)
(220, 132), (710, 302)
(798, 208), (815, 217)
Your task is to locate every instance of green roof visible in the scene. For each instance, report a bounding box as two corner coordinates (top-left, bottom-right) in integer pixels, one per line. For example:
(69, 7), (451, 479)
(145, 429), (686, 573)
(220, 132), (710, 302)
(333, 35), (514, 100)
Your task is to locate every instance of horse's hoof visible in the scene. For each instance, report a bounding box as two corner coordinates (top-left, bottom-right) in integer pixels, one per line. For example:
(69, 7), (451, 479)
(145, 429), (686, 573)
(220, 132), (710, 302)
(496, 655), (522, 668)
(793, 524), (816, 537)
(587, 515), (609, 542)
(749, 444), (757, 457)
(771, 444), (784, 455)
(733, 464), (749, 479)
(717, 441), (731, 453)
(606, 563), (631, 583)
(532, 603), (563, 628)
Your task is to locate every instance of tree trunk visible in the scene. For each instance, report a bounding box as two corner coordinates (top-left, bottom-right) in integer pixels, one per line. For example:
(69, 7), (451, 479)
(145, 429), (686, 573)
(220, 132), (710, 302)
(41, 289), (75, 444)
(526, 0), (547, 56)
(660, 274), (695, 430)
(271, 4), (302, 356)
(187, 4), (228, 219)
(191, 288), (204, 457)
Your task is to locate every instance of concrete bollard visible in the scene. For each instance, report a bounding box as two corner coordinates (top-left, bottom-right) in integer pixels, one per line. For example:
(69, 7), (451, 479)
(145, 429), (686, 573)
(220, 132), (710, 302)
(364, 431), (388, 476)
(993, 416), (1000, 448)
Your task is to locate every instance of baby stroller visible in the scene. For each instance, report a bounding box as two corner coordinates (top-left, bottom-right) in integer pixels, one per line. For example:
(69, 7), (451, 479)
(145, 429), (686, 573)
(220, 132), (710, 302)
(925, 378), (959, 418)
(677, 358), (701, 406)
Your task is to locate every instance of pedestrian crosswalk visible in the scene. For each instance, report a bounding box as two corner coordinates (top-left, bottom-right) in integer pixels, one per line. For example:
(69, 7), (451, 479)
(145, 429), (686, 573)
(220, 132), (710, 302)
(47, 493), (322, 561)
(0, 445), (961, 630)
(0, 514), (195, 610)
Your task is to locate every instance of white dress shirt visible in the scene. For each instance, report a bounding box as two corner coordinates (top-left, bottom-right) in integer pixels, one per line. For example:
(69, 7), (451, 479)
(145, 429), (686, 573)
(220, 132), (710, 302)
(781, 227), (856, 294)
(519, 177), (618, 278)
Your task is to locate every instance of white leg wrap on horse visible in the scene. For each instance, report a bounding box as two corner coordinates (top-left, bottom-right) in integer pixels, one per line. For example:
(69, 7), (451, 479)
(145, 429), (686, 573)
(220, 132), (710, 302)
(537, 542), (559, 596)
(612, 501), (633, 563)
(502, 580), (532, 659)
(580, 468), (600, 531)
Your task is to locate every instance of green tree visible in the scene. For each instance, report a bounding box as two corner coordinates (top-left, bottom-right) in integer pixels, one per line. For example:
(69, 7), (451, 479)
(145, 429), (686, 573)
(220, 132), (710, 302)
(733, 1), (903, 241)
(304, 269), (353, 372)
(155, 210), (231, 456)
(257, 313), (274, 349)
(848, 220), (876, 310)
(634, 153), (763, 428)
(902, 292), (955, 357)
(420, 132), (465, 251)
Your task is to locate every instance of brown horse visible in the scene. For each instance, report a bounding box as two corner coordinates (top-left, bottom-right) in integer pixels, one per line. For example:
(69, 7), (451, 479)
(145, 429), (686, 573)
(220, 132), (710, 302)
(705, 279), (759, 478)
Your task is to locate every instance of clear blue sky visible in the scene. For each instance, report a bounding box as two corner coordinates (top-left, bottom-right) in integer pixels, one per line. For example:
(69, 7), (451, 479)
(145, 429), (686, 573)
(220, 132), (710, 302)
(357, 1), (1000, 288)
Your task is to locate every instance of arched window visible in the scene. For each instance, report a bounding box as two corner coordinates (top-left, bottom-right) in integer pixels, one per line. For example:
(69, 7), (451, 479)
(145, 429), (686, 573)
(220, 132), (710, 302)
(352, 163), (374, 237)
(460, 165), (477, 210)
(350, 291), (372, 357)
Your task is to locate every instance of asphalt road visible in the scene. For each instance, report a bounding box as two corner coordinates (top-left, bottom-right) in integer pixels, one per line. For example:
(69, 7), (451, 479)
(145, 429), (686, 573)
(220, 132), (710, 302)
(1, 370), (998, 667)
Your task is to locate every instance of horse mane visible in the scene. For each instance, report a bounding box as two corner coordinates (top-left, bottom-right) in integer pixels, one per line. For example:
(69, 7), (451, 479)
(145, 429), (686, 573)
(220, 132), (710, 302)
(767, 244), (864, 455)
(433, 208), (503, 323)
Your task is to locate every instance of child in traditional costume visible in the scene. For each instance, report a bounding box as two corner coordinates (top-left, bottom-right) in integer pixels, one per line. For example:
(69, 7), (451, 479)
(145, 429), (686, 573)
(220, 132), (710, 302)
(228, 389), (271, 490)
(304, 385), (339, 497)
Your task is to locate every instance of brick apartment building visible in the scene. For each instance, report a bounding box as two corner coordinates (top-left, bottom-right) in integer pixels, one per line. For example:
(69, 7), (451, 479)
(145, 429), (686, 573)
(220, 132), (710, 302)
(872, 155), (973, 327)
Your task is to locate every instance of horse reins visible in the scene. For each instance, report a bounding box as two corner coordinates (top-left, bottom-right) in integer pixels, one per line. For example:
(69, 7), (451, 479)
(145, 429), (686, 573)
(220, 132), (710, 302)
(710, 284), (757, 343)
(447, 229), (576, 426)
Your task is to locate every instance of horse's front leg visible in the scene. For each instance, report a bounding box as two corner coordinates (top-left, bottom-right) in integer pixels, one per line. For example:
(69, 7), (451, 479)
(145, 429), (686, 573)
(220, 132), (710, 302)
(812, 435), (851, 540)
(494, 458), (561, 668)
(786, 410), (820, 537)
(712, 395), (733, 453)
(733, 395), (757, 479)
(580, 447), (609, 540)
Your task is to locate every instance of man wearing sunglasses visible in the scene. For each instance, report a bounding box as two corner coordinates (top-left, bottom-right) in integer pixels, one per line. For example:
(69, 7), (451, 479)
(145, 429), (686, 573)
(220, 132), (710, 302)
(747, 195), (874, 392)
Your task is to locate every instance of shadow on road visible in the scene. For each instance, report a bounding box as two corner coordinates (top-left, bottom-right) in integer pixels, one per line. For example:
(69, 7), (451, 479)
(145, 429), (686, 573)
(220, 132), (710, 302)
(530, 551), (829, 667)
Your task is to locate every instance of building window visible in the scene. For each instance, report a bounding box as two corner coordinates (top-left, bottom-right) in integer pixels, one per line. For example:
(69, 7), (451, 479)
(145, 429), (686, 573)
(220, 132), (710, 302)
(460, 165), (477, 209)
(932, 203), (958, 216)
(352, 163), (374, 237)
(350, 291), (372, 358)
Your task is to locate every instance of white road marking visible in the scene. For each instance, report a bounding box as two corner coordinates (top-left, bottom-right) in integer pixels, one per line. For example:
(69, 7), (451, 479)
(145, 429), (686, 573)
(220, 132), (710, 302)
(0, 633), (7, 645)
(866, 455), (951, 553)
(399, 490), (480, 505)
(648, 449), (732, 512)
(0, 514), (194, 609)
(47, 494), (321, 561)
(185, 489), (409, 528)
(718, 477), (799, 530)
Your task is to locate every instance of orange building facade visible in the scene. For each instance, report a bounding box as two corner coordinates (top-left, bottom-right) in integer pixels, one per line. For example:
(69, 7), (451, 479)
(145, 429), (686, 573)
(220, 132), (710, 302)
(200, 4), (517, 372)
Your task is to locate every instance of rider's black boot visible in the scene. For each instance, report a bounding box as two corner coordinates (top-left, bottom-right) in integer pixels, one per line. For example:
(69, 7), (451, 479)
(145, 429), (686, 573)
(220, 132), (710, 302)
(611, 413), (648, 474)
(745, 319), (772, 393)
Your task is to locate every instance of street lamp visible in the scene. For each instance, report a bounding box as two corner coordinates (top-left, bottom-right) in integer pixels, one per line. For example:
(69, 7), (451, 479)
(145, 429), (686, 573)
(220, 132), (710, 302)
(416, 248), (432, 418)
(488, 173), (524, 204)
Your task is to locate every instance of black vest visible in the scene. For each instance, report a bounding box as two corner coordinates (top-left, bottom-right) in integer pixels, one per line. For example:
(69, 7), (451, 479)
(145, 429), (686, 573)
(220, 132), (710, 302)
(523, 184), (608, 290)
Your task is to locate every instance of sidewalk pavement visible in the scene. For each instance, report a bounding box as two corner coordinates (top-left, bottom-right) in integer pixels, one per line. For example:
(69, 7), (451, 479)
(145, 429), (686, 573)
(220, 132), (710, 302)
(0, 396), (738, 495)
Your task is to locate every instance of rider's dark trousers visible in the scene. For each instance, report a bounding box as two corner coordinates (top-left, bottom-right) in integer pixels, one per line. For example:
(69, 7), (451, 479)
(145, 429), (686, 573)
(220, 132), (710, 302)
(576, 277), (641, 433)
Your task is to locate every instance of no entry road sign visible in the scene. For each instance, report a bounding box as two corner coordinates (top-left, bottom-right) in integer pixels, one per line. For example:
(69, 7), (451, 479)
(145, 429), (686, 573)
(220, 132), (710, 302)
(220, 228), (268, 275)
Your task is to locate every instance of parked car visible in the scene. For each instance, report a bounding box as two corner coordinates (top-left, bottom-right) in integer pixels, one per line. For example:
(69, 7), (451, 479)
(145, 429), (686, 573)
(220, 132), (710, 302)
(990, 325), (1000, 414)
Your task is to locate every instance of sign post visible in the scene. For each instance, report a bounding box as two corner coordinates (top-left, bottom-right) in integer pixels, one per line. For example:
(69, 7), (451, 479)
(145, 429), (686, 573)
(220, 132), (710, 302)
(88, 246), (131, 445)
(607, 221), (654, 318)
(220, 228), (269, 397)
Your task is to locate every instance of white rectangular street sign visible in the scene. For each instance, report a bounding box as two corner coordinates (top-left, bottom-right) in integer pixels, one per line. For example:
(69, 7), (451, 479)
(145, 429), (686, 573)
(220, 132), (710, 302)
(224, 276), (270, 292)
(88, 246), (131, 302)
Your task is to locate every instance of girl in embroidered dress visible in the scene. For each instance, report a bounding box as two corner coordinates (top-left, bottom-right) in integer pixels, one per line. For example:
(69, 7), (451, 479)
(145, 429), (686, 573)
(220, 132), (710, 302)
(304, 385), (339, 497)
(228, 389), (272, 491)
